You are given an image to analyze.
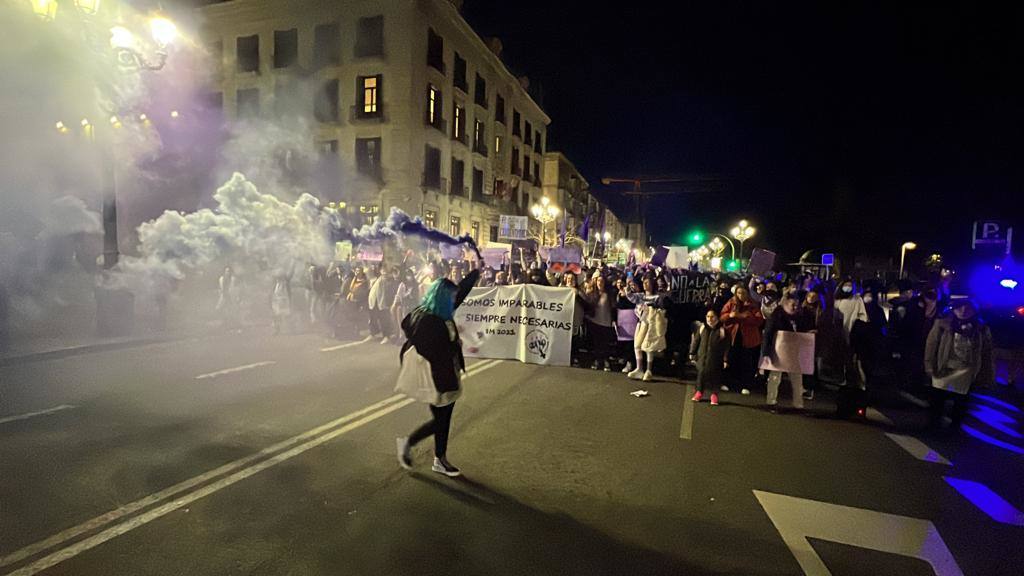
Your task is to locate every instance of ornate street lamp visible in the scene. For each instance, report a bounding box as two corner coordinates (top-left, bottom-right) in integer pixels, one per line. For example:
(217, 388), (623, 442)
(730, 219), (756, 261)
(530, 196), (560, 247)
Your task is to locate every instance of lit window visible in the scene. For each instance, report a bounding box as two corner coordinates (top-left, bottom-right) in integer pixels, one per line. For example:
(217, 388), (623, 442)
(495, 135), (502, 154)
(424, 210), (437, 228)
(428, 85), (438, 124)
(363, 76), (378, 114)
(449, 215), (462, 237)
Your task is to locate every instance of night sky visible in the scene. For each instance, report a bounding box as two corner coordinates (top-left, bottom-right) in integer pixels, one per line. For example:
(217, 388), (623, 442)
(461, 2), (1023, 263)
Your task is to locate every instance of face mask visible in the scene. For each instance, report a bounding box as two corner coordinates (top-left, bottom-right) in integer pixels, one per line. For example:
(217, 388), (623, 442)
(841, 286), (853, 294)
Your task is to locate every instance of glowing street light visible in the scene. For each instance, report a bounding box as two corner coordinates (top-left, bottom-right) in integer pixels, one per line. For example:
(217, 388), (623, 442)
(30, 0), (58, 20)
(730, 219), (756, 261)
(530, 196), (560, 246)
(708, 237), (725, 257)
(900, 241), (917, 279)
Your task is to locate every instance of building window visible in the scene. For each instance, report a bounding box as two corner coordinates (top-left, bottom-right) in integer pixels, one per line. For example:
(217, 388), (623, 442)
(355, 15), (383, 57)
(427, 28), (444, 72)
(423, 145), (441, 188)
(473, 120), (486, 155)
(449, 215), (462, 237)
(472, 168), (483, 198)
(489, 225), (498, 243)
(474, 74), (487, 108)
(356, 138), (382, 179)
(273, 29), (298, 68)
(494, 135), (502, 155)
(495, 94), (506, 124)
(427, 84), (443, 129)
(236, 35), (259, 73)
(450, 157), (465, 196)
(524, 121), (532, 146)
(313, 23), (341, 69)
(314, 78), (339, 122)
(452, 103), (466, 143)
(236, 88), (260, 118)
(533, 161), (540, 184)
(471, 221), (480, 243)
(511, 146), (520, 175)
(453, 52), (467, 92)
(536, 132), (543, 154)
(523, 158), (531, 181)
(358, 204), (380, 226)
(358, 75), (381, 116)
(424, 210), (437, 229)
(512, 109), (521, 137)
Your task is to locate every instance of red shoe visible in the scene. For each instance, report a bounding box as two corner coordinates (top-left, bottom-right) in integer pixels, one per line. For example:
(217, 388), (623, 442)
(710, 393), (719, 406)
(691, 391), (703, 402)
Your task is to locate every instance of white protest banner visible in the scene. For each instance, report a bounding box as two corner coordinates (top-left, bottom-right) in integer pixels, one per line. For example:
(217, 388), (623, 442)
(759, 331), (815, 374)
(457, 285), (575, 366)
(356, 242), (384, 262)
(665, 246), (690, 269)
(499, 215), (529, 240)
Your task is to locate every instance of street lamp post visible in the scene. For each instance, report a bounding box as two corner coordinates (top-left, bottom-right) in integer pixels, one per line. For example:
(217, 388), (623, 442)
(730, 219), (756, 262)
(35, 0), (178, 269)
(708, 234), (736, 260)
(530, 196), (560, 247)
(899, 241), (917, 280)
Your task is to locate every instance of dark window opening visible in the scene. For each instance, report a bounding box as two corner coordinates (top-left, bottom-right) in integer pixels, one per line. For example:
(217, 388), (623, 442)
(427, 28), (445, 72)
(237, 35), (259, 73)
(495, 94), (506, 124)
(474, 74), (487, 108)
(423, 145), (441, 188)
(533, 161), (540, 184)
(236, 88), (260, 118)
(356, 137), (382, 179)
(453, 53), (467, 92)
(511, 146), (520, 175)
(524, 121), (532, 146)
(355, 15), (384, 57)
(472, 168), (483, 198)
(512, 109), (521, 137)
(273, 29), (298, 68)
(451, 157), (465, 196)
(313, 23), (341, 69)
(314, 79), (340, 122)
(489, 225), (499, 243)
(523, 159), (531, 181)
(536, 132), (543, 154)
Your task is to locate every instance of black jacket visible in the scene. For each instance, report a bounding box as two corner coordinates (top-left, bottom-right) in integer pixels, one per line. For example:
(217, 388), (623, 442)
(400, 269), (480, 394)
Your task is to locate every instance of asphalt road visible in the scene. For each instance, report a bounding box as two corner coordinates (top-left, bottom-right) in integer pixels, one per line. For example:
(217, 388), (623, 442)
(1, 329), (1022, 575)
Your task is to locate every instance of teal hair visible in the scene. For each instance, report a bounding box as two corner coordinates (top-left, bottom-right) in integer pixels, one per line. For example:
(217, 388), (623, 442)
(420, 278), (457, 320)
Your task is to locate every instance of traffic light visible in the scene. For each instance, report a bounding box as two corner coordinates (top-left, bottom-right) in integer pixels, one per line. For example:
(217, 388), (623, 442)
(687, 230), (705, 246)
(725, 259), (740, 272)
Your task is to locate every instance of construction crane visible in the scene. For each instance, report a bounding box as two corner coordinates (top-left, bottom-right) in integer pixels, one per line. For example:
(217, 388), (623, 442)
(599, 175), (731, 243)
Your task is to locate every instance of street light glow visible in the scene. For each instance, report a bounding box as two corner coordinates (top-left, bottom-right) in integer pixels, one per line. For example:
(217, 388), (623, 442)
(30, 0), (58, 20)
(110, 26), (135, 49)
(170, 110), (179, 118)
(80, 118), (90, 127)
(149, 17), (178, 47)
(903, 242), (918, 250)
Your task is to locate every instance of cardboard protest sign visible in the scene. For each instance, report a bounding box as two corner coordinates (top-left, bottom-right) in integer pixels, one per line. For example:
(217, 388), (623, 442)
(547, 246), (583, 274)
(748, 248), (777, 277)
(457, 285), (576, 366)
(616, 309), (639, 341)
(665, 246), (690, 269)
(759, 331), (815, 374)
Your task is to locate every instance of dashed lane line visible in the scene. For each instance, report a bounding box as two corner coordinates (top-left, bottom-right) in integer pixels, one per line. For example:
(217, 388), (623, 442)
(885, 433), (952, 465)
(0, 405), (76, 426)
(194, 361), (276, 380)
(679, 385), (696, 440)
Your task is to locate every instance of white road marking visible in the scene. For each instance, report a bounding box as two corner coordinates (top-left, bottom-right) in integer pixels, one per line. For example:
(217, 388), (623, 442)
(0, 405), (76, 426)
(885, 433), (952, 465)
(754, 490), (964, 576)
(194, 361), (276, 380)
(866, 408), (894, 426)
(319, 340), (372, 353)
(899, 391), (930, 408)
(1, 360), (503, 574)
(679, 385), (695, 440)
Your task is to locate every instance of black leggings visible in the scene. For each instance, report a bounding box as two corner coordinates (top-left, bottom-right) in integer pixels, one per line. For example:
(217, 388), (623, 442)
(409, 402), (455, 458)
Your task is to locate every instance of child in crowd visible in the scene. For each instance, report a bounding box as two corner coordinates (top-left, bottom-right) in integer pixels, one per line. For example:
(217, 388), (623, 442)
(689, 308), (730, 406)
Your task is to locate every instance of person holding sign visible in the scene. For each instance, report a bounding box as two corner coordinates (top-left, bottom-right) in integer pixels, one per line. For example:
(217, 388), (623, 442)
(395, 263), (481, 477)
(626, 275), (672, 381)
(760, 294), (815, 411)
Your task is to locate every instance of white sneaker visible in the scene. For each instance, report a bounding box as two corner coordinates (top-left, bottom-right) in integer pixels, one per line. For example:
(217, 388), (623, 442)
(740, 388), (751, 395)
(642, 371), (653, 382)
(627, 368), (644, 380)
(720, 385), (731, 392)
(380, 336), (390, 345)
(432, 457), (461, 477)
(621, 362), (633, 374)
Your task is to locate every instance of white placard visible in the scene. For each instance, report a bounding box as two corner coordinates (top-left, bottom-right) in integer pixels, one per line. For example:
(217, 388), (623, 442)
(457, 285), (576, 366)
(498, 215), (529, 240)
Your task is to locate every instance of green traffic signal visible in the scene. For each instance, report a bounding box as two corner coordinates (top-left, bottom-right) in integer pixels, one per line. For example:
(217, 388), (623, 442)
(725, 259), (740, 271)
(688, 231), (705, 245)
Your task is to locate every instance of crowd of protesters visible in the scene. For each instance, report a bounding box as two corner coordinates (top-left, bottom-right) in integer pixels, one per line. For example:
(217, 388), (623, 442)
(221, 244), (992, 431)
